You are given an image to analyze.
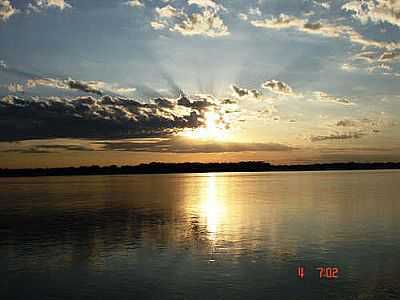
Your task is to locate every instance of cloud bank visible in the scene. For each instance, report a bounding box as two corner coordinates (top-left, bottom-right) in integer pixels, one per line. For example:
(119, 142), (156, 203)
(0, 94), (214, 141)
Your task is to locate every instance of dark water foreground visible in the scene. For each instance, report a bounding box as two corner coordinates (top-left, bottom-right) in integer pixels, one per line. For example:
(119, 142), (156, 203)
(1, 170), (400, 299)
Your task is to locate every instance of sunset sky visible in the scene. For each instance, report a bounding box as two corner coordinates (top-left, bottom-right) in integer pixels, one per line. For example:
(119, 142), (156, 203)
(1, 0), (400, 168)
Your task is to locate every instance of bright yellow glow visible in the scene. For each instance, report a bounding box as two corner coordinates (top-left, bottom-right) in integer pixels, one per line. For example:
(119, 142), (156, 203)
(201, 174), (225, 240)
(181, 111), (229, 140)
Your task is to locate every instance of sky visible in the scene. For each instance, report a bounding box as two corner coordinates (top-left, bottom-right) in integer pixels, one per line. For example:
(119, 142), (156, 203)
(1, 0), (400, 168)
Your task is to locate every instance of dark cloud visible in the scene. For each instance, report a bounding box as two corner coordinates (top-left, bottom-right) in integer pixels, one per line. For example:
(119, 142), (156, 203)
(96, 136), (294, 153)
(336, 119), (358, 127)
(176, 94), (215, 109)
(311, 132), (365, 142)
(230, 84), (262, 99)
(36, 144), (95, 151)
(2, 144), (94, 154)
(153, 97), (175, 108)
(222, 98), (237, 105)
(1, 148), (52, 154)
(0, 95), (208, 141)
(65, 79), (103, 96)
(262, 80), (294, 95)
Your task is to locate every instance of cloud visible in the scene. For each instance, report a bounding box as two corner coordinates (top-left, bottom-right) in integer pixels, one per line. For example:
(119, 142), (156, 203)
(310, 116), (396, 143)
(251, 14), (400, 50)
(311, 132), (365, 142)
(172, 9), (230, 37)
(0, 0), (16, 21)
(336, 119), (358, 127)
(156, 5), (179, 18)
(28, 0), (71, 12)
(313, 91), (355, 105)
(26, 77), (136, 96)
(341, 63), (356, 71)
(97, 136), (294, 153)
(230, 84), (262, 99)
(238, 13), (248, 21)
(0, 60), (6, 68)
(222, 98), (237, 105)
(343, 0), (400, 28)
(151, 21), (166, 30)
(248, 7), (262, 16)
(4, 144), (95, 154)
(150, 1), (229, 38)
(27, 78), (104, 96)
(0, 94), (210, 141)
(262, 80), (294, 95)
(379, 50), (400, 61)
(65, 79), (104, 96)
(126, 0), (144, 8)
(353, 51), (378, 63)
(334, 117), (395, 132)
(314, 0), (331, 9)
(7, 83), (24, 93)
(251, 14), (306, 30)
(176, 94), (215, 110)
(188, 0), (223, 11)
(345, 50), (400, 75)
(153, 97), (175, 108)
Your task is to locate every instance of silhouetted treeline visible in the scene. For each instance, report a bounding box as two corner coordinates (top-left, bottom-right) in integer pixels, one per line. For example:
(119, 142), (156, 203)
(1, 161), (400, 177)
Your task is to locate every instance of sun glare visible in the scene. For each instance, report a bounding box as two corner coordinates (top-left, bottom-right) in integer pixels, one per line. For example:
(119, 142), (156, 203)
(181, 111), (229, 140)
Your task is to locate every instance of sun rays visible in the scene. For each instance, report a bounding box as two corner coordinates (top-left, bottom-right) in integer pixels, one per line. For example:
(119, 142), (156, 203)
(181, 110), (229, 141)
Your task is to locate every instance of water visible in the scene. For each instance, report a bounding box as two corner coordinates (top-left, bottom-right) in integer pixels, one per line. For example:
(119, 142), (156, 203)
(1, 170), (400, 299)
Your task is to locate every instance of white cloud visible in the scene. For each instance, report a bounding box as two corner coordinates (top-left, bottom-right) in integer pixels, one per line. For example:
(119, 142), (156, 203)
(0, 0), (16, 21)
(341, 63), (356, 72)
(172, 9), (230, 37)
(156, 5), (179, 18)
(379, 51), (400, 61)
(150, 1), (229, 38)
(7, 83), (24, 93)
(0, 60), (7, 68)
(251, 14), (306, 29)
(188, 0), (222, 11)
(238, 13), (248, 21)
(248, 7), (262, 16)
(126, 0), (144, 7)
(251, 14), (400, 50)
(26, 77), (136, 96)
(343, 0), (400, 28)
(28, 0), (72, 11)
(151, 20), (166, 30)
(314, 0), (331, 9)
(313, 91), (355, 106)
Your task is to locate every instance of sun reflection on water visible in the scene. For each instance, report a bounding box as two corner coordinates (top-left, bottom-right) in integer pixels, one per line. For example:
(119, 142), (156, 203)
(200, 174), (226, 240)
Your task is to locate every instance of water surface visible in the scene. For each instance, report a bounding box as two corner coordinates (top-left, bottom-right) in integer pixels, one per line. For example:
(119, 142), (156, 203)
(1, 170), (400, 299)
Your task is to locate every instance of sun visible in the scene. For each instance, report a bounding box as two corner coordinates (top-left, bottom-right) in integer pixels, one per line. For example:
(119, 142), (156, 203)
(181, 111), (229, 140)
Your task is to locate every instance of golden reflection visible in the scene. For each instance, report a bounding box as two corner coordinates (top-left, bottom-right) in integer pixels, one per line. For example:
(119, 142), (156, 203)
(200, 174), (226, 240)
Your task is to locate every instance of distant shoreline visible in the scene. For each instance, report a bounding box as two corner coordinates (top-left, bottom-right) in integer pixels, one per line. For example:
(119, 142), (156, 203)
(1, 161), (400, 178)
